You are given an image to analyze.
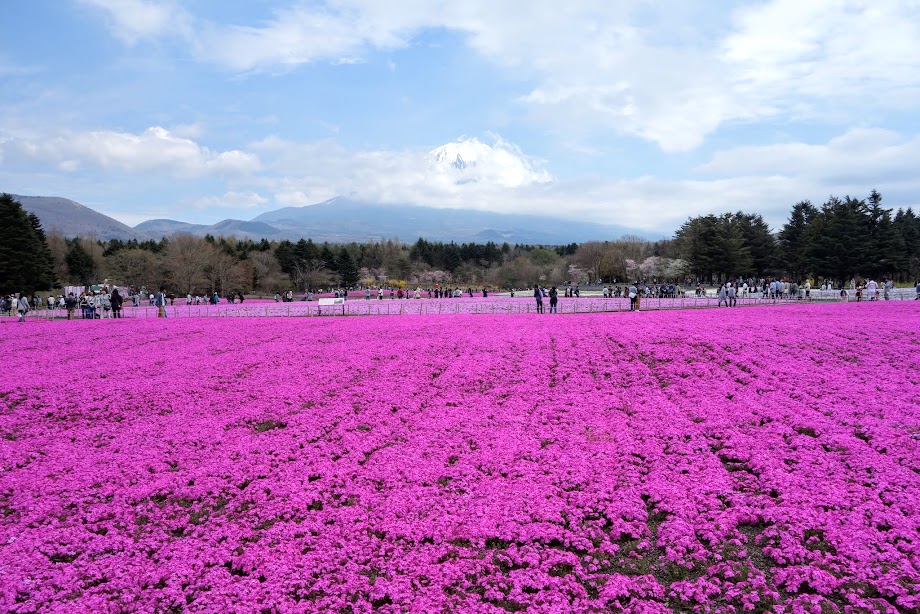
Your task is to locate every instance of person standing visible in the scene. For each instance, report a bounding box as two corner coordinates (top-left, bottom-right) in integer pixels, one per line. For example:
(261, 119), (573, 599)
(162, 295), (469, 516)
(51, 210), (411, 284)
(16, 294), (29, 322)
(534, 284), (544, 314)
(111, 287), (123, 318)
(549, 286), (558, 313)
(86, 292), (97, 319)
(629, 282), (639, 311)
(727, 283), (737, 307)
(156, 287), (167, 318)
(717, 284), (727, 307)
(100, 292), (111, 318)
(65, 293), (77, 320)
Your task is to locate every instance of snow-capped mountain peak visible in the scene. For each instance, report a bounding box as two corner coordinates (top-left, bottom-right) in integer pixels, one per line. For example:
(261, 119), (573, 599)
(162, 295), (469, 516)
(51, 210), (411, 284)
(429, 139), (492, 170)
(427, 136), (553, 188)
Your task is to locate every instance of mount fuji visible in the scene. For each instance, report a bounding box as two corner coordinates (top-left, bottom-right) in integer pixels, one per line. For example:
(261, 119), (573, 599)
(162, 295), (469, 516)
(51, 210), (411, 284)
(14, 139), (659, 243)
(427, 137), (553, 187)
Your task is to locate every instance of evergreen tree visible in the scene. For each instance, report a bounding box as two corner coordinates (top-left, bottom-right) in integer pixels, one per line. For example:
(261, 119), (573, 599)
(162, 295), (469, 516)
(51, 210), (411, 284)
(274, 240), (297, 276)
(0, 194), (57, 294)
(675, 215), (721, 282)
(321, 245), (338, 272)
(735, 212), (776, 276)
(864, 191), (902, 279)
(808, 196), (869, 280)
(894, 208), (920, 281)
(778, 200), (818, 278)
(337, 249), (359, 288)
(295, 238), (320, 263)
(26, 211), (57, 289)
(65, 239), (96, 285)
(713, 213), (753, 279)
(442, 242), (462, 272)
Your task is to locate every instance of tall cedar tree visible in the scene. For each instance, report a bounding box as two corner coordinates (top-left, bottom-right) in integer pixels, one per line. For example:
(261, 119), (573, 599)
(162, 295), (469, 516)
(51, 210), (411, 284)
(337, 249), (360, 288)
(0, 194), (57, 294)
(65, 239), (96, 285)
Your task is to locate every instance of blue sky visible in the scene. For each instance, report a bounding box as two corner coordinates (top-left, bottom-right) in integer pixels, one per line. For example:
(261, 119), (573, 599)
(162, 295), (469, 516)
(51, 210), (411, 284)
(2, 0), (920, 235)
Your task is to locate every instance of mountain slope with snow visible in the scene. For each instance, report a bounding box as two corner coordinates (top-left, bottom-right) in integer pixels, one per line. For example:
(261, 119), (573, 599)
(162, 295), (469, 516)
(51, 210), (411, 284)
(427, 137), (552, 187)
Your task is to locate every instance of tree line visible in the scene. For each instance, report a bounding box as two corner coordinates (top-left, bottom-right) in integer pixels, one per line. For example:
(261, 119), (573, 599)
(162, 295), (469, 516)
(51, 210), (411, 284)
(3, 189), (919, 296)
(675, 190), (920, 283)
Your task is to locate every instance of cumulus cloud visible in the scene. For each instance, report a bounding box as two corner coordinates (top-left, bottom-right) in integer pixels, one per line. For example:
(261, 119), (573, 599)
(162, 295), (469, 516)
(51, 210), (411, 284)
(80, 1), (920, 152)
(0, 126), (259, 176)
(724, 0), (920, 114)
(236, 127), (920, 233)
(239, 134), (801, 232)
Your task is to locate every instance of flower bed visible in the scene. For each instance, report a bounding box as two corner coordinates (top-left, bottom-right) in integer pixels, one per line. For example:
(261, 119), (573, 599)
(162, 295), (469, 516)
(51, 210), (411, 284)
(1, 303), (918, 612)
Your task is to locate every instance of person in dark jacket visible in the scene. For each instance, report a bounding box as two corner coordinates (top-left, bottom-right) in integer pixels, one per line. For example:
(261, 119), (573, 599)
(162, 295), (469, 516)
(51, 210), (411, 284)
(111, 288), (124, 318)
(549, 286), (558, 313)
(65, 293), (78, 320)
(534, 285), (544, 314)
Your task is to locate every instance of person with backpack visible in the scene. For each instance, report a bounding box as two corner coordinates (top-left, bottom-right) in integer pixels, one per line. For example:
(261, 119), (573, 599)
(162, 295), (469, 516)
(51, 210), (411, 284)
(99, 292), (111, 318)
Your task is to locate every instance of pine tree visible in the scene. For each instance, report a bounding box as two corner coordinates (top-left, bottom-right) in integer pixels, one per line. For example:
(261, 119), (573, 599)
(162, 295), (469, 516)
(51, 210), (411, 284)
(337, 249), (359, 288)
(0, 194), (57, 294)
(778, 200), (818, 278)
(321, 245), (338, 272)
(65, 239), (96, 285)
(736, 212), (776, 277)
(27, 211), (57, 289)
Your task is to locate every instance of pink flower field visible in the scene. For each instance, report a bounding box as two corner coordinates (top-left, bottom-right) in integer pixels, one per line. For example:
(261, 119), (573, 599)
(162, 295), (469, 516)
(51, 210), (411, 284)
(1, 303), (919, 613)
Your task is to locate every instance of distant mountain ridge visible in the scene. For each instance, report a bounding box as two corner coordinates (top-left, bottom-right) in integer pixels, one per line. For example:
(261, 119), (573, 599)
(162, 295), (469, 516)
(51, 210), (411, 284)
(13, 194), (659, 244)
(250, 197), (648, 243)
(11, 195), (144, 241)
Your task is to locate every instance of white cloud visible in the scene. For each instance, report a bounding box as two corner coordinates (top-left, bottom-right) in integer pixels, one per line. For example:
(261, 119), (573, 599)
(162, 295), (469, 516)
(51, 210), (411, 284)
(99, 0), (916, 153)
(240, 134), (809, 232)
(8, 124), (918, 233)
(72, 2), (920, 154)
(167, 122), (205, 139)
(78, 0), (191, 43)
(698, 128), (920, 183)
(189, 3), (417, 72)
(724, 0), (920, 113)
(0, 126), (259, 176)
(193, 191), (268, 210)
(236, 128), (920, 233)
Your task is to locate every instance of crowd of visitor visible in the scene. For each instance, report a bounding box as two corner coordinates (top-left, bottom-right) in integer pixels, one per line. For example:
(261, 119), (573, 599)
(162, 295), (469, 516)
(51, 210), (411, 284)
(5, 278), (920, 322)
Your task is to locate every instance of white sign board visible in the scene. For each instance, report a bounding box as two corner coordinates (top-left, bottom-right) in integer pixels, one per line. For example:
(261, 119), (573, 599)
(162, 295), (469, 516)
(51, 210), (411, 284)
(318, 298), (345, 306)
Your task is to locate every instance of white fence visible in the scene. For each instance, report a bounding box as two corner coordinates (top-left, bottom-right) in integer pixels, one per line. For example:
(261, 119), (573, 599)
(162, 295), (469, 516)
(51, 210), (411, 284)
(11, 288), (917, 321)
